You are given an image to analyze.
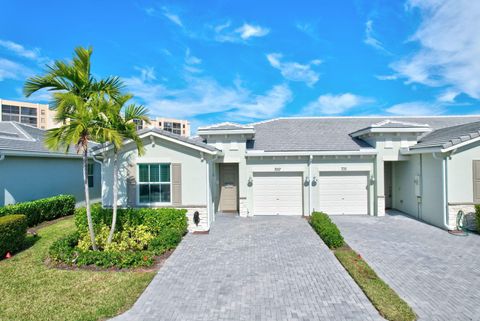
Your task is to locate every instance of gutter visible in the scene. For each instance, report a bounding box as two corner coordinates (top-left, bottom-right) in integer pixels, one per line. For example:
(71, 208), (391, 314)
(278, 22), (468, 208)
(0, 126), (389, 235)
(308, 155), (313, 216)
(246, 150), (377, 157)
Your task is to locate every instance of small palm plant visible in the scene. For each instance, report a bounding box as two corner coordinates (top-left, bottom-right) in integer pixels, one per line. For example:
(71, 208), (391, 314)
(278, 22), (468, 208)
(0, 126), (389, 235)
(101, 94), (150, 243)
(24, 47), (124, 250)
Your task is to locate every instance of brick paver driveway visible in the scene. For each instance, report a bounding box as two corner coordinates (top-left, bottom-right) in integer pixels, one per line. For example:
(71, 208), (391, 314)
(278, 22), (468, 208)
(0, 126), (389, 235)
(113, 215), (381, 321)
(331, 212), (480, 321)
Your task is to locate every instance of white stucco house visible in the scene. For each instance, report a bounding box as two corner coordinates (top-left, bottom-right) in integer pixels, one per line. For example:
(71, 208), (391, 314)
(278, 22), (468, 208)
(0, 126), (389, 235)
(94, 116), (480, 232)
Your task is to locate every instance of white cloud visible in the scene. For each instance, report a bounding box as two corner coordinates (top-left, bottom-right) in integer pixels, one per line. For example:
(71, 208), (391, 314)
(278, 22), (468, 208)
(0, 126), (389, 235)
(266, 53), (321, 86)
(437, 89), (459, 103)
(235, 23), (270, 40)
(213, 21), (270, 43)
(386, 101), (444, 115)
(0, 39), (41, 60)
(124, 70), (290, 120)
(391, 0), (480, 98)
(303, 93), (372, 115)
(375, 74), (398, 81)
(185, 48), (201, 65)
(364, 20), (390, 53)
(161, 7), (183, 27)
(134, 66), (156, 81)
(228, 84), (292, 120)
(0, 58), (33, 81)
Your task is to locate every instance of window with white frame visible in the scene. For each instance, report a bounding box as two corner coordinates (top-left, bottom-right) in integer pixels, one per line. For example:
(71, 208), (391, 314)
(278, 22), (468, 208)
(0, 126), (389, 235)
(138, 164), (171, 203)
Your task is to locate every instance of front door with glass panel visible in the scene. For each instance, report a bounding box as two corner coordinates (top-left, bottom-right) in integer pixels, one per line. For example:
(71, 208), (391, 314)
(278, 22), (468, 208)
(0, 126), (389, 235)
(218, 163), (238, 213)
(138, 163), (171, 204)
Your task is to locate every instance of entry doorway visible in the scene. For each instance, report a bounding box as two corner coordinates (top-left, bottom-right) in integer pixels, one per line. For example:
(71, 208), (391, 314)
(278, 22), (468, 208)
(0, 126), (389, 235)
(218, 163), (239, 213)
(384, 162), (393, 209)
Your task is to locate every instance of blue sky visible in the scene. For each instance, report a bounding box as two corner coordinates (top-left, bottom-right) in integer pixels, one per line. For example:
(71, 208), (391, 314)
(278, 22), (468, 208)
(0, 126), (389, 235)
(1, 0), (480, 131)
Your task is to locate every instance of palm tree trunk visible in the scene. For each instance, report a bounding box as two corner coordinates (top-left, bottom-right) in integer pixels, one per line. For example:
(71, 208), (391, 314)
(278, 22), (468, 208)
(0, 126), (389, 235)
(83, 148), (98, 251)
(108, 152), (118, 243)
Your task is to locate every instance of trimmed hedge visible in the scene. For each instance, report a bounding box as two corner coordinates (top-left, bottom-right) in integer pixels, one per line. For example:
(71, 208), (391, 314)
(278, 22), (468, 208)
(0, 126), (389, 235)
(74, 204), (188, 236)
(310, 211), (344, 249)
(0, 214), (28, 257)
(0, 195), (76, 227)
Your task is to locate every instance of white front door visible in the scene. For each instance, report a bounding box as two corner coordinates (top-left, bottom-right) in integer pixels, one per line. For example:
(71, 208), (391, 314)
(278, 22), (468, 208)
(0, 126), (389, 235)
(318, 172), (368, 215)
(253, 172), (303, 215)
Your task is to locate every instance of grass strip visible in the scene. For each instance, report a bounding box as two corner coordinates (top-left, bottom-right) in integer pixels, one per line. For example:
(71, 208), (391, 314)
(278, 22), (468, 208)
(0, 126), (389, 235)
(334, 246), (416, 321)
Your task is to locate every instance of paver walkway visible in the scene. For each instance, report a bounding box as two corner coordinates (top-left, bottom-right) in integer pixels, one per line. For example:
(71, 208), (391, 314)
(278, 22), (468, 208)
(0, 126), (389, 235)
(113, 215), (382, 321)
(332, 212), (480, 321)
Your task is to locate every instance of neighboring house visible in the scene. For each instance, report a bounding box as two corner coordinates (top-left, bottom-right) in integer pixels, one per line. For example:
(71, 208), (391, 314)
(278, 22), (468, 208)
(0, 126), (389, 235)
(133, 117), (191, 136)
(0, 99), (59, 129)
(0, 121), (101, 206)
(95, 116), (480, 232)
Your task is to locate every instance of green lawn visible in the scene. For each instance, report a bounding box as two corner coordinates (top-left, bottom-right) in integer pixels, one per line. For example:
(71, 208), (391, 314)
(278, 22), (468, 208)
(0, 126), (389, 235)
(0, 217), (155, 321)
(334, 247), (416, 321)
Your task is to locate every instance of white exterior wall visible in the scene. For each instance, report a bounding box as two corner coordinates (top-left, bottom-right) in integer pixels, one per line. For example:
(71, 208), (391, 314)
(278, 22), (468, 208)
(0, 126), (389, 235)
(447, 141), (480, 229)
(208, 134), (249, 216)
(244, 156), (375, 216)
(0, 156), (101, 206)
(101, 135), (211, 232)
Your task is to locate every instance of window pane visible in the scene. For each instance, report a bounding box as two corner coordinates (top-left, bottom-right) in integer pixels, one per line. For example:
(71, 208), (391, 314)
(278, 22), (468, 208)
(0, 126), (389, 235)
(150, 184), (161, 202)
(149, 165), (160, 182)
(139, 164), (149, 182)
(160, 184), (171, 202)
(160, 164), (170, 182)
(88, 163), (94, 175)
(88, 175), (94, 188)
(139, 185), (150, 203)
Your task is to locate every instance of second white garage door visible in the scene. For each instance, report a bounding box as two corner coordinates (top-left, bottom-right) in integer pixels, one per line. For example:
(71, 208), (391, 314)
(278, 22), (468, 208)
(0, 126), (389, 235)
(318, 171), (368, 215)
(253, 172), (303, 215)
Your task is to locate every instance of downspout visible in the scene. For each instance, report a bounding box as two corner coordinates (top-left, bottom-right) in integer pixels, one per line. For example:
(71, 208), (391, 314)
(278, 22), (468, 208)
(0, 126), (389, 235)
(433, 152), (452, 230)
(201, 152), (211, 231)
(308, 155), (313, 216)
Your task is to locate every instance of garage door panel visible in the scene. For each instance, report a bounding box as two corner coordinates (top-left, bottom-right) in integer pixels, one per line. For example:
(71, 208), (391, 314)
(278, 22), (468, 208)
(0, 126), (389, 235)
(253, 172), (303, 216)
(318, 172), (368, 215)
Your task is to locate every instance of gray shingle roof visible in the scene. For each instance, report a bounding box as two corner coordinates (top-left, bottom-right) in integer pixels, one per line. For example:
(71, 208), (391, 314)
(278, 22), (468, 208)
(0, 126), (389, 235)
(250, 116), (480, 152)
(90, 127), (218, 153)
(411, 121), (480, 150)
(0, 121), (86, 156)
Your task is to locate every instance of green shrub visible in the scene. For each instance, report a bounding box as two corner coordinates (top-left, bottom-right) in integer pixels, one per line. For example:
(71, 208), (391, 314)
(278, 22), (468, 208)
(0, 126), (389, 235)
(74, 205), (188, 236)
(310, 211), (344, 249)
(49, 232), (79, 263)
(475, 205), (480, 233)
(0, 214), (28, 257)
(149, 229), (182, 254)
(0, 195), (76, 227)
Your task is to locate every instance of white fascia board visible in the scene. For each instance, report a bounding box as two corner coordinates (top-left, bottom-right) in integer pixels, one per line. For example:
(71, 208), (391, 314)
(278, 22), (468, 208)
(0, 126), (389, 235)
(197, 129), (255, 136)
(351, 127), (431, 138)
(403, 135), (480, 155)
(245, 150), (377, 157)
(92, 132), (220, 156)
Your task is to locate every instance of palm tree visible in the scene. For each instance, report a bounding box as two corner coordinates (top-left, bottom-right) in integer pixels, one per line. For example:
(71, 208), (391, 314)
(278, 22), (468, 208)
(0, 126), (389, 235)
(24, 47), (124, 250)
(102, 94), (150, 243)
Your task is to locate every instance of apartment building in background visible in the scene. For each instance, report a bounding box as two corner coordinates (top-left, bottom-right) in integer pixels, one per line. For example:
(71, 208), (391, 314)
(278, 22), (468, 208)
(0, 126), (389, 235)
(134, 117), (191, 136)
(0, 99), (58, 129)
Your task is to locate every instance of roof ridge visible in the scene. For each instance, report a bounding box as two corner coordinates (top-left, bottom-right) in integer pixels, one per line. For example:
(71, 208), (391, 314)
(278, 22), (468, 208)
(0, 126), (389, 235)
(9, 122), (36, 142)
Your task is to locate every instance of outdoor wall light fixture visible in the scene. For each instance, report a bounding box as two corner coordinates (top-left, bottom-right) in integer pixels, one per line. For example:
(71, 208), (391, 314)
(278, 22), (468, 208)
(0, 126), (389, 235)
(311, 176), (318, 186)
(370, 176), (375, 185)
(193, 211), (200, 226)
(247, 176), (253, 186)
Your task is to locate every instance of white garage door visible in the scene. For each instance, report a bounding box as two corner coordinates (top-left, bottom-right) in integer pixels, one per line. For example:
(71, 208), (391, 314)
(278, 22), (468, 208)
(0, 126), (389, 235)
(318, 172), (368, 215)
(253, 172), (303, 215)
